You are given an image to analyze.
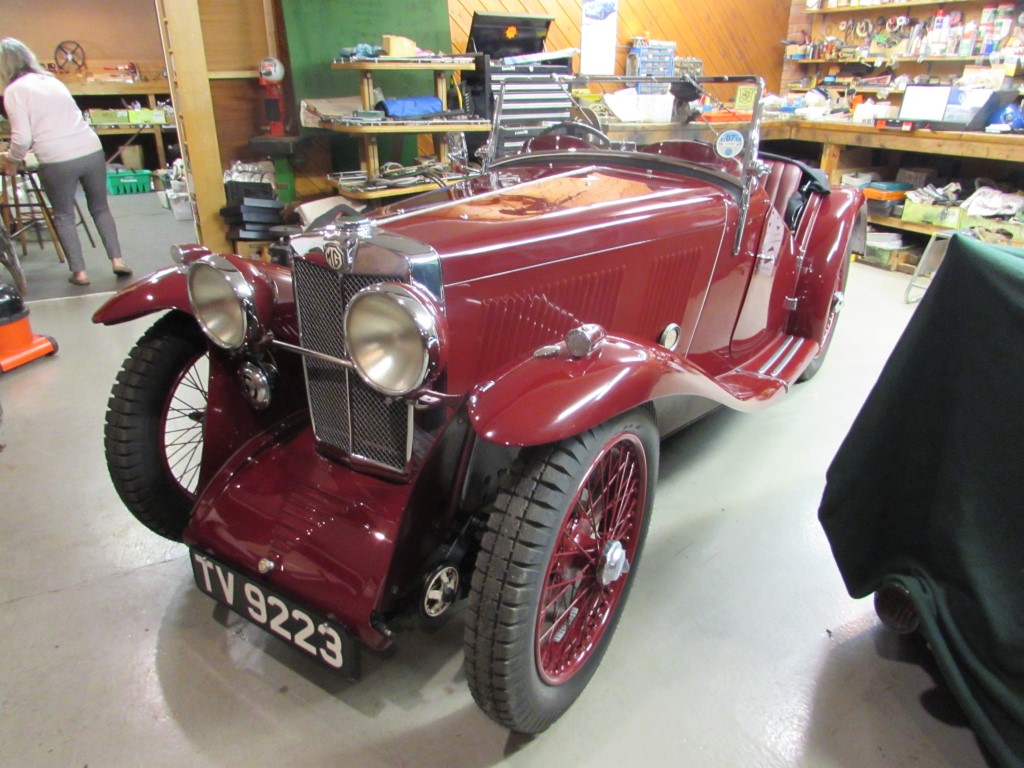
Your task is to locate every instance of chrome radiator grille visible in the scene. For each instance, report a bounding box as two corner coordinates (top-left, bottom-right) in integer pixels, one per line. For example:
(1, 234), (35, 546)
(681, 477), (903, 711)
(292, 258), (411, 471)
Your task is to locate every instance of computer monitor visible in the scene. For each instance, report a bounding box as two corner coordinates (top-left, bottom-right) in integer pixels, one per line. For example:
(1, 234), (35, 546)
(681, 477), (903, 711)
(467, 12), (554, 59)
(898, 85), (953, 123)
(898, 84), (1020, 130)
(940, 88), (1020, 129)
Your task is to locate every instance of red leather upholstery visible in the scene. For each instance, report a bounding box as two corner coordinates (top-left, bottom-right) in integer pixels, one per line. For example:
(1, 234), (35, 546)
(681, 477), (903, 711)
(762, 160), (804, 220)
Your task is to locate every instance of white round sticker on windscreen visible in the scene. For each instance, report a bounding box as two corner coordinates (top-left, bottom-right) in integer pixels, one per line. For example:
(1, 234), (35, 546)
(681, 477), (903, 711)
(715, 130), (745, 159)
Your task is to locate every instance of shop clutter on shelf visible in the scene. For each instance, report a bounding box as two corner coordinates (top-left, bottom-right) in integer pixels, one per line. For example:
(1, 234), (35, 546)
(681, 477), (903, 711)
(220, 161), (280, 239)
(786, 3), (1024, 125)
(86, 100), (172, 128)
(851, 164), (1024, 270)
(789, 4), (1023, 63)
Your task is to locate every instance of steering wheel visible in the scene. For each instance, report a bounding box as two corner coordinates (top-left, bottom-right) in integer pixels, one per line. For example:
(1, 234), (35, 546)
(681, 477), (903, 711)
(538, 121), (613, 148)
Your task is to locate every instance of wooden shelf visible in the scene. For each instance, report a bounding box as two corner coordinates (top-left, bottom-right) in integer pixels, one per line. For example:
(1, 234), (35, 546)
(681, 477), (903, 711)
(64, 79), (170, 96)
(868, 214), (949, 237)
(91, 124), (176, 134)
(807, 0), (970, 14)
(791, 55), (985, 65)
(51, 77), (175, 168)
(320, 120), (490, 135)
(331, 58), (476, 72)
(790, 85), (895, 93)
(328, 57), (488, 194)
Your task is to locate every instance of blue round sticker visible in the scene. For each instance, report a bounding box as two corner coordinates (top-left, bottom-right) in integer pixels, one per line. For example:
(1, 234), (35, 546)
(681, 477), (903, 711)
(715, 130), (745, 159)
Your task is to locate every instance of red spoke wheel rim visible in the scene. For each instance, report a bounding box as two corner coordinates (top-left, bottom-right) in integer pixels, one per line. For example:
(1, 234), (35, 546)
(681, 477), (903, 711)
(535, 433), (648, 685)
(160, 350), (208, 498)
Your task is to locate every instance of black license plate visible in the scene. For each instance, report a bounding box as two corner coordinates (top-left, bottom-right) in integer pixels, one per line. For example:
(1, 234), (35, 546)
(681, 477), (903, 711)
(190, 550), (359, 679)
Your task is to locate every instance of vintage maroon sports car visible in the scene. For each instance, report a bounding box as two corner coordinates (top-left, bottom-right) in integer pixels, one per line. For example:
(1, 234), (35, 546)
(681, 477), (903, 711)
(94, 75), (865, 734)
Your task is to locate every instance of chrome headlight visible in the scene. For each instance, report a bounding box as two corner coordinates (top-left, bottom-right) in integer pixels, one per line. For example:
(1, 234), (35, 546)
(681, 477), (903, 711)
(344, 283), (446, 396)
(187, 254), (255, 351)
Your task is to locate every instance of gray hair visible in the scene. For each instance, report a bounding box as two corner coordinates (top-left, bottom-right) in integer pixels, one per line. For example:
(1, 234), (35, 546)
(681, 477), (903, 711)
(0, 38), (49, 91)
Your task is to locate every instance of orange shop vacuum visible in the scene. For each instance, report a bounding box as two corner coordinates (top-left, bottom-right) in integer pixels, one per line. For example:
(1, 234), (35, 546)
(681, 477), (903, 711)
(0, 282), (57, 373)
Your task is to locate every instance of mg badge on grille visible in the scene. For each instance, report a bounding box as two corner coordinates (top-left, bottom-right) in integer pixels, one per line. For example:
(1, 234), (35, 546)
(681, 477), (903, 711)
(324, 240), (348, 271)
(323, 218), (374, 272)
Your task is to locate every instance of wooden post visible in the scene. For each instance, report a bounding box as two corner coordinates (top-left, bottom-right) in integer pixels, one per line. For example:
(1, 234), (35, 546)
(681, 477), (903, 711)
(819, 141), (843, 185)
(154, 0), (229, 252)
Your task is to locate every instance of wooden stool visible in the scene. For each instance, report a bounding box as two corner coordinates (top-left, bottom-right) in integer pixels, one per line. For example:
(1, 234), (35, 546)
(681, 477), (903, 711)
(0, 171), (98, 263)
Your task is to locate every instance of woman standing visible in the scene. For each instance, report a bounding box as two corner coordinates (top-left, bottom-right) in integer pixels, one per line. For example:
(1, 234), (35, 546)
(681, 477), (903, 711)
(0, 37), (131, 286)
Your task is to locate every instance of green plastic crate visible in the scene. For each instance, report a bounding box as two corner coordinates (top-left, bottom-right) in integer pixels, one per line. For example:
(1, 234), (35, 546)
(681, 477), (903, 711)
(106, 169), (152, 195)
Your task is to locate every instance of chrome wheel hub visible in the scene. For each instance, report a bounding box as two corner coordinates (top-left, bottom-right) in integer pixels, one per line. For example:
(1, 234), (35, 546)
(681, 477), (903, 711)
(422, 565), (459, 618)
(599, 540), (630, 586)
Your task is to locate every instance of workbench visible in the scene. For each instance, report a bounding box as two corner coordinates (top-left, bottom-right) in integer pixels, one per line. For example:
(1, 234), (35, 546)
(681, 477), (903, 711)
(605, 116), (1024, 239)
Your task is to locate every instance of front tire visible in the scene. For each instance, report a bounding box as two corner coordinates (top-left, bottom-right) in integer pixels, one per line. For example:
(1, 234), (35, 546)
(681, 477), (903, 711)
(465, 408), (658, 733)
(104, 311), (209, 541)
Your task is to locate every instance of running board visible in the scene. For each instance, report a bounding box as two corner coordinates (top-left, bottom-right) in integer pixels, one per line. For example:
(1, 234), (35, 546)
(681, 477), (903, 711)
(713, 334), (820, 404)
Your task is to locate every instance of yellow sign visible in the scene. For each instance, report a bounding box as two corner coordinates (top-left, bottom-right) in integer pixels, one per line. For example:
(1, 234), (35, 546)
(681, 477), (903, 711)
(734, 85), (758, 111)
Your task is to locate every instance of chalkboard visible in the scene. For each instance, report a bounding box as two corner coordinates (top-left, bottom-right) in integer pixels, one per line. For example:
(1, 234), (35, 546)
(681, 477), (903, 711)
(281, 0), (452, 104)
(281, 0), (453, 168)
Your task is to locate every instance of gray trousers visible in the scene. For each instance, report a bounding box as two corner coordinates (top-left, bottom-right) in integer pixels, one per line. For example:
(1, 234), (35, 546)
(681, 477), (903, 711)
(36, 150), (122, 273)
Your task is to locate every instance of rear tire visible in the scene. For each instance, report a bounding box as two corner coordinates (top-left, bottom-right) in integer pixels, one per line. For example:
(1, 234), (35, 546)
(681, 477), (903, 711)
(464, 408), (658, 733)
(104, 311), (208, 541)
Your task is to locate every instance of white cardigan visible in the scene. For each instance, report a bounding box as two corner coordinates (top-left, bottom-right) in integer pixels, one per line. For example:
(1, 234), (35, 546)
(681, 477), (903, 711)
(4, 72), (101, 164)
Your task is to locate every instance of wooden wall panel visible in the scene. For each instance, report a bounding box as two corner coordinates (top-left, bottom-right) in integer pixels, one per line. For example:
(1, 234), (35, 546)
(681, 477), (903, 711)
(210, 80), (263, 166)
(198, 0), (272, 73)
(447, 0), (790, 93)
(4, 0), (163, 63)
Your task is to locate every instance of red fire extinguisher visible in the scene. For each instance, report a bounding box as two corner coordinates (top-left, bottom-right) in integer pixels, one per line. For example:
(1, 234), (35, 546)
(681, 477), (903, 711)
(259, 57), (287, 136)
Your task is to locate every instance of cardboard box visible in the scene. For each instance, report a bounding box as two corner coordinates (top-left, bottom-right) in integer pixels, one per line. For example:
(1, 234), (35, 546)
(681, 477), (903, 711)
(166, 191), (194, 221)
(88, 109), (130, 125)
(963, 215), (1024, 245)
(861, 244), (909, 270)
(841, 171), (880, 188)
(127, 108), (166, 125)
(901, 201), (965, 229)
(896, 167), (937, 188)
(381, 35), (416, 57)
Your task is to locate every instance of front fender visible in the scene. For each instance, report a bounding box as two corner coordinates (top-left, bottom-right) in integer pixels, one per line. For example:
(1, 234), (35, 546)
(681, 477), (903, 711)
(468, 335), (725, 446)
(91, 265), (190, 325)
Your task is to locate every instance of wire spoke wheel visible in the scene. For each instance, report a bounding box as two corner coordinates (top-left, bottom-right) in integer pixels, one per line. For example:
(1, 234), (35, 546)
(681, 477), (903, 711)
(465, 409), (657, 733)
(104, 311), (208, 541)
(536, 434), (646, 685)
(161, 350), (208, 495)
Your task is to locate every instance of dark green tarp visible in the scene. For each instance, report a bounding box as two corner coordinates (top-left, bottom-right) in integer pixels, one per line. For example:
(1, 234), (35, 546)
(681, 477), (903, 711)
(819, 235), (1024, 768)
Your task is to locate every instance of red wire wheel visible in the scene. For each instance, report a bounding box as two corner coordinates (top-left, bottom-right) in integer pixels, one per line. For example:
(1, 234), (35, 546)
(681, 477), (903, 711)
(534, 432), (648, 685)
(465, 408), (658, 733)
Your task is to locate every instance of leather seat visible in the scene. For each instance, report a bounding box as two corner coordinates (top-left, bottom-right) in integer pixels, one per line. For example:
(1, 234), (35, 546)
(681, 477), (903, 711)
(762, 159), (804, 222)
(760, 153), (832, 231)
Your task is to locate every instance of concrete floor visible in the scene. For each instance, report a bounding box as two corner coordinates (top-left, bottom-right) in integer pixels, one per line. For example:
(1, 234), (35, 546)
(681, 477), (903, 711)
(0, 229), (995, 766)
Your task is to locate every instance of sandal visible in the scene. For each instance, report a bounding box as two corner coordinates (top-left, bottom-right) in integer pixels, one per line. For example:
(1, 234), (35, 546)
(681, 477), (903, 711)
(68, 274), (91, 286)
(112, 264), (133, 277)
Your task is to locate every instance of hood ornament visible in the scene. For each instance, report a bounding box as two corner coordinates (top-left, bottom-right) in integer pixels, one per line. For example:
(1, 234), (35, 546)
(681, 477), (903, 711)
(323, 217), (374, 272)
